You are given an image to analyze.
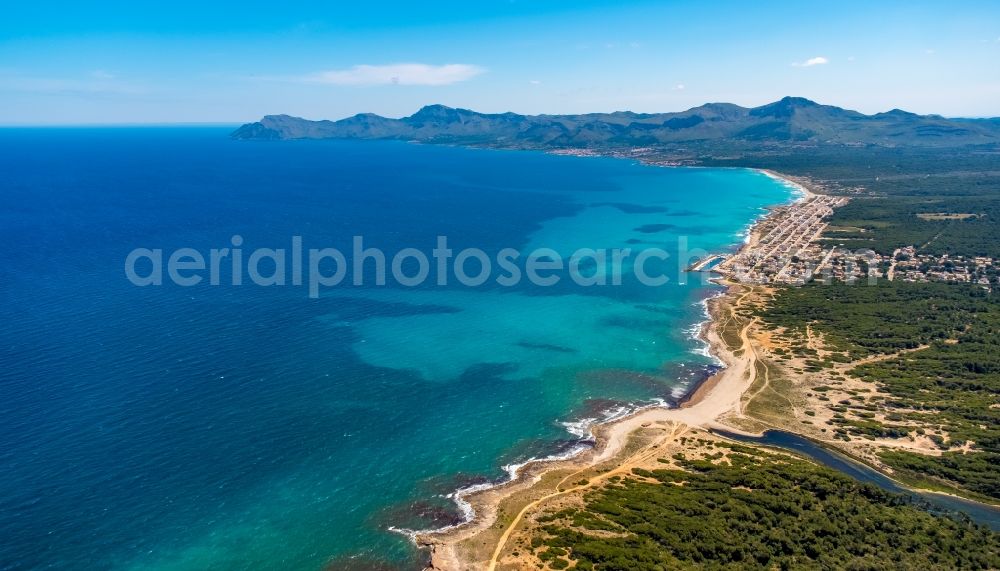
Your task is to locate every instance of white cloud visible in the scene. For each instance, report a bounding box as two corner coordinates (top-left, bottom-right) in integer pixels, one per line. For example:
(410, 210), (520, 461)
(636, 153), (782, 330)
(924, 49), (936, 55)
(529, 80), (542, 85)
(674, 84), (685, 90)
(305, 63), (485, 86)
(90, 70), (115, 80)
(792, 56), (829, 67)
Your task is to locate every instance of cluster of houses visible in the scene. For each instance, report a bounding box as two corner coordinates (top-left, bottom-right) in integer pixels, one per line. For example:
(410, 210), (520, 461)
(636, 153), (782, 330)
(715, 195), (851, 285)
(888, 247), (997, 288)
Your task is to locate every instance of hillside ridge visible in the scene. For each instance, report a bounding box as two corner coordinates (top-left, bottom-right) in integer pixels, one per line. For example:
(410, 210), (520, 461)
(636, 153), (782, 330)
(232, 97), (1000, 148)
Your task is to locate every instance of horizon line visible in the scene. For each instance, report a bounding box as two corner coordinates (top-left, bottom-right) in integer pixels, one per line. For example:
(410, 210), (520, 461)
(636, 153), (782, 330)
(0, 122), (245, 128)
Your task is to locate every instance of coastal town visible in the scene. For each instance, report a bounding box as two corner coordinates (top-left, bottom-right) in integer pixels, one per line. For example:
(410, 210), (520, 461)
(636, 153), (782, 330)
(713, 193), (850, 285)
(692, 180), (1000, 289)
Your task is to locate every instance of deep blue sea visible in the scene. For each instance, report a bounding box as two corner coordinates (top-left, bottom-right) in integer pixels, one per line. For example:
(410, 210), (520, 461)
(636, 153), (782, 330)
(0, 128), (792, 570)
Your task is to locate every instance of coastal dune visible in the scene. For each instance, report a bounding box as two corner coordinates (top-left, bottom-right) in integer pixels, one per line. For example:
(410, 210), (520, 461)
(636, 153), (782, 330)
(417, 278), (765, 570)
(415, 170), (818, 570)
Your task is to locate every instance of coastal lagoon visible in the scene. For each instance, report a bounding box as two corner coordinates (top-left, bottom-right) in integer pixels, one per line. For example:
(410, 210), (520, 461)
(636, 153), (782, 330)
(0, 129), (792, 569)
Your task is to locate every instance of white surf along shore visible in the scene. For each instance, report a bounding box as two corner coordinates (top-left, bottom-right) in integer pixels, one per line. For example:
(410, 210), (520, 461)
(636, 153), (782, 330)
(403, 169), (813, 554)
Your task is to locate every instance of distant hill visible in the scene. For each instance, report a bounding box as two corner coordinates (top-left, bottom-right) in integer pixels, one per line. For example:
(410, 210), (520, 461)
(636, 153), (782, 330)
(232, 97), (1000, 148)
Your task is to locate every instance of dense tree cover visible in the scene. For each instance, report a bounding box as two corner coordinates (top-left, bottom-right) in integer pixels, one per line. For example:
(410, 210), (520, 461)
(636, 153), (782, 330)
(760, 281), (994, 357)
(817, 193), (1000, 257)
(761, 281), (1000, 499)
(819, 185), (1000, 257)
(530, 443), (999, 570)
(880, 449), (1000, 501)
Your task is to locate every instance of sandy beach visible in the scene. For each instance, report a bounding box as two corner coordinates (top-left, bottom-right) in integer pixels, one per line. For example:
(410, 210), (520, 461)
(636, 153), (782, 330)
(416, 277), (767, 569)
(757, 168), (816, 200)
(414, 171), (822, 569)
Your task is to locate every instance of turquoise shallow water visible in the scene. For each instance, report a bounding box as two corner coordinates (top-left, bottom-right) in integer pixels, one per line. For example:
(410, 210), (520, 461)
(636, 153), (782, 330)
(0, 129), (793, 570)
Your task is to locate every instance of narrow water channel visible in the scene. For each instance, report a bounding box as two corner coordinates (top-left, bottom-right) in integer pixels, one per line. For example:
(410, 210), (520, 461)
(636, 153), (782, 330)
(712, 429), (1000, 531)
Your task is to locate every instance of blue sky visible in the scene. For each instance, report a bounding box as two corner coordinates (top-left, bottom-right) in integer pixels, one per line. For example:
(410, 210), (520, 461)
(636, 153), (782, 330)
(2, 0), (998, 124)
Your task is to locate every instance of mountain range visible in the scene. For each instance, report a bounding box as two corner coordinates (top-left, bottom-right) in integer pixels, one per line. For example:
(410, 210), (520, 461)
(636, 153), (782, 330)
(232, 97), (1000, 148)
